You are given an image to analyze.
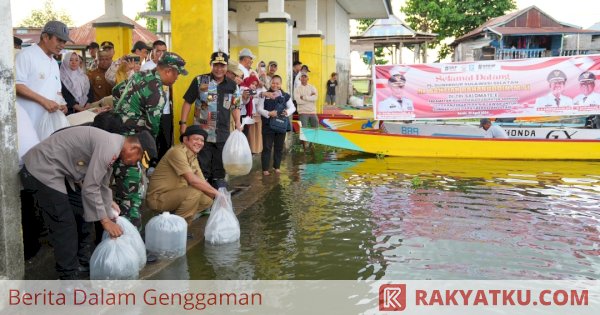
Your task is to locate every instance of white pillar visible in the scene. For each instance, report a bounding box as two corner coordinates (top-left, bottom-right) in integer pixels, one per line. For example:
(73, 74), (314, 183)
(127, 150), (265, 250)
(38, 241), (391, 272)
(213, 0), (228, 52)
(259, 0), (291, 19)
(0, 0), (24, 279)
(268, 0), (284, 14)
(95, 0), (131, 24)
(301, 0), (321, 35)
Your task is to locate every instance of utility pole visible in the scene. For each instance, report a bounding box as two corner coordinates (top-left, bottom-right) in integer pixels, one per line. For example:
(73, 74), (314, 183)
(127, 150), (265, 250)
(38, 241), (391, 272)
(0, 0), (24, 279)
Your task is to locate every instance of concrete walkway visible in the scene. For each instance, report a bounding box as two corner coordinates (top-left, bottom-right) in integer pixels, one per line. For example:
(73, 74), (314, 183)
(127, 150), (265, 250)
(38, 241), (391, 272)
(24, 154), (285, 279)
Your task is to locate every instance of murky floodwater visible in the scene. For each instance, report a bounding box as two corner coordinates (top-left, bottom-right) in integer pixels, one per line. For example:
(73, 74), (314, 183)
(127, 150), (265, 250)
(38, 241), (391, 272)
(151, 151), (600, 280)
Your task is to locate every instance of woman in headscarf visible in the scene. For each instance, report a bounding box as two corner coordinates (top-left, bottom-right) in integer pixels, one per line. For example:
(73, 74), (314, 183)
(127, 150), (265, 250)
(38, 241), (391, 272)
(240, 74), (263, 154)
(60, 52), (93, 114)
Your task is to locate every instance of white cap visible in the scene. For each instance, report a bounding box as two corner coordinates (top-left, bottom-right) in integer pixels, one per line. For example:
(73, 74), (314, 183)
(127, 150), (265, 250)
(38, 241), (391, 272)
(239, 48), (255, 59)
(389, 66), (403, 77)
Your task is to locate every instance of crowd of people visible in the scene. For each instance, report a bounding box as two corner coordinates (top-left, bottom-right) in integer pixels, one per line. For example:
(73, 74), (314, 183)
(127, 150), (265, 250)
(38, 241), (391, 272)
(13, 20), (337, 280)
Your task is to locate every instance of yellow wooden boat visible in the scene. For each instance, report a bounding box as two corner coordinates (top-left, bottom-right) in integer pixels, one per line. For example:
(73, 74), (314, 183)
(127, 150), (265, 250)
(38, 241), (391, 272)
(300, 127), (600, 160)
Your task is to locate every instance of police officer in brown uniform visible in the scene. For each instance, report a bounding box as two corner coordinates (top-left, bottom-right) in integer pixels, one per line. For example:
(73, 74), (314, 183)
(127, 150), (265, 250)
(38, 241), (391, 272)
(19, 126), (154, 279)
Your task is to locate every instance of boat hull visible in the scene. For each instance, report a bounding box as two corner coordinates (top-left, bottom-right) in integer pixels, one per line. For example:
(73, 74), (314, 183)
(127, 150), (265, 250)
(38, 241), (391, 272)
(382, 122), (600, 140)
(300, 128), (600, 160)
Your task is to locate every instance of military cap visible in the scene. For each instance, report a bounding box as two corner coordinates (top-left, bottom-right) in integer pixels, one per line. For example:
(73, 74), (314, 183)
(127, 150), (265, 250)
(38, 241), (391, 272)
(578, 71), (596, 82)
(547, 70), (567, 83)
(211, 51), (229, 65)
(388, 67), (406, 86)
(42, 20), (72, 43)
(158, 52), (188, 75)
(136, 130), (158, 169)
(100, 41), (114, 50)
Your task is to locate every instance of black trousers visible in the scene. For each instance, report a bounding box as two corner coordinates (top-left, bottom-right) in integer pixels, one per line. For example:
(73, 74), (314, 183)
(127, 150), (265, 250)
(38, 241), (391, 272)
(156, 113), (173, 161)
(198, 141), (226, 183)
(261, 132), (286, 171)
(19, 167), (94, 279)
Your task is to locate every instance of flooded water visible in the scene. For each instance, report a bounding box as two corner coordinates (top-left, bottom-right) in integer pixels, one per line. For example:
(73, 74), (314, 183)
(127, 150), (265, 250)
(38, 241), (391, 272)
(151, 151), (600, 280)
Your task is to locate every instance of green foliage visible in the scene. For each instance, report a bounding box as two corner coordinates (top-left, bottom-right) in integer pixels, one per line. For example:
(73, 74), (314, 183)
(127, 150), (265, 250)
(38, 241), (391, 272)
(401, 0), (516, 60)
(19, 0), (74, 27)
(411, 176), (423, 188)
(136, 0), (158, 33)
(356, 19), (387, 65)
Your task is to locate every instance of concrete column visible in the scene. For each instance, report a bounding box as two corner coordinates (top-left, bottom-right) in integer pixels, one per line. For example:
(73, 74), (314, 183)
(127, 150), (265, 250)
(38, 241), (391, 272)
(213, 0), (228, 52)
(0, 0), (24, 279)
(257, 0), (292, 91)
(299, 0), (325, 111)
(93, 0), (134, 58)
(171, 0), (214, 142)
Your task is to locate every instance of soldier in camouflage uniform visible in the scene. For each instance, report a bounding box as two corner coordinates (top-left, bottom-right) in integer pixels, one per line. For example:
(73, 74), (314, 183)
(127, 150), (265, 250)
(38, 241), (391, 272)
(112, 52), (188, 228)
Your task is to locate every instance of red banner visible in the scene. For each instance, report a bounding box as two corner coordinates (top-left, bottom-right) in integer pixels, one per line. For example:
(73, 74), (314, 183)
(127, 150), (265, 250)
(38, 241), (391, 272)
(373, 55), (600, 120)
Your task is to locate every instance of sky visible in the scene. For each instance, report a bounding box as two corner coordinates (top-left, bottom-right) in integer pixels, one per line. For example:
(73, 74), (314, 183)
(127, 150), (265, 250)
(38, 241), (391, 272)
(10, 0), (148, 27)
(10, 0), (600, 29)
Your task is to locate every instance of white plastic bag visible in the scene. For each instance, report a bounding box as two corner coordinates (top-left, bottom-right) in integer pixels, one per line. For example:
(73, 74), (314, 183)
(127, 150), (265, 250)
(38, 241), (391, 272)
(36, 110), (70, 140)
(90, 237), (140, 280)
(145, 212), (187, 259)
(204, 188), (240, 245)
(222, 130), (252, 176)
(102, 216), (146, 269)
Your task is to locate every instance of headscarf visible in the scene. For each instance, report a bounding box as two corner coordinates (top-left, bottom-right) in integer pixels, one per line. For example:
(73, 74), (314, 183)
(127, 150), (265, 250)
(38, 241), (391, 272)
(60, 52), (90, 107)
(241, 75), (260, 116)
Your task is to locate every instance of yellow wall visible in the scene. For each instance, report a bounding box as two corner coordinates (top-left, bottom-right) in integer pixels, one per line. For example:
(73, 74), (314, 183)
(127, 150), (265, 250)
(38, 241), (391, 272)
(95, 26), (132, 59)
(299, 36), (324, 112)
(257, 22), (289, 90)
(171, 0), (213, 142)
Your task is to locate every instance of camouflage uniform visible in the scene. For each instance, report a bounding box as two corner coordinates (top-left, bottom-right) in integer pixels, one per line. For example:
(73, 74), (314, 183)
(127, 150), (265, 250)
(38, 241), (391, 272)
(111, 52), (188, 228)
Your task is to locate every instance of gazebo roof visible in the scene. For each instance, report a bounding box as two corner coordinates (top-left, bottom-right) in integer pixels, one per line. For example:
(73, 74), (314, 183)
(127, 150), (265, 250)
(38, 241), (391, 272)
(351, 15), (436, 45)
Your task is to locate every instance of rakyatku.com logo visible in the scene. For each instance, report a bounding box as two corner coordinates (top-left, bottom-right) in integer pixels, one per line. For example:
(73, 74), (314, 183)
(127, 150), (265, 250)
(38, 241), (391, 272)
(379, 284), (407, 311)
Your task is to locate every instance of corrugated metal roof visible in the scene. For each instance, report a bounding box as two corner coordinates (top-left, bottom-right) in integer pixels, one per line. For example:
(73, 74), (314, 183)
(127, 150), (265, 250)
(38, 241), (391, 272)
(14, 17), (158, 48)
(71, 16), (158, 46)
(452, 6), (598, 46)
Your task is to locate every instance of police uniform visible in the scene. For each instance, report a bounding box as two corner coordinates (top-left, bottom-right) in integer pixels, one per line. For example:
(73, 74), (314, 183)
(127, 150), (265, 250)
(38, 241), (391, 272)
(19, 126), (125, 279)
(379, 67), (414, 113)
(112, 52), (188, 228)
(379, 96), (414, 112)
(574, 71), (600, 106)
(534, 69), (573, 108)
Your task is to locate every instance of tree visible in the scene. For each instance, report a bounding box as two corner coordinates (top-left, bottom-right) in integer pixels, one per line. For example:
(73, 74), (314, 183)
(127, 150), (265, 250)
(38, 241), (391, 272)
(356, 19), (388, 65)
(401, 0), (516, 60)
(136, 0), (158, 33)
(19, 0), (74, 27)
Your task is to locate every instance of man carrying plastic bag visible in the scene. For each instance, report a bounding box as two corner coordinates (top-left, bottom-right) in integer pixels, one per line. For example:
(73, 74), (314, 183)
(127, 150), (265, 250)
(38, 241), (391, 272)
(222, 119), (253, 176)
(19, 126), (153, 279)
(205, 188), (240, 245)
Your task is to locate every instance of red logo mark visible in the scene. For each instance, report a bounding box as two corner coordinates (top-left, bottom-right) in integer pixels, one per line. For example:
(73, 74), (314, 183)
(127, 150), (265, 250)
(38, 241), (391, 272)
(379, 284), (406, 311)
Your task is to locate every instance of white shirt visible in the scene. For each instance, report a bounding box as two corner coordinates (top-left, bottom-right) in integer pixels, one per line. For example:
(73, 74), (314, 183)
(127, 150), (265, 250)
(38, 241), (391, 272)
(573, 92), (600, 106)
(379, 96), (414, 112)
(15, 44), (62, 140)
(534, 93), (574, 108)
(484, 124), (509, 138)
(238, 63), (250, 79)
(16, 103), (40, 167)
(140, 59), (157, 72)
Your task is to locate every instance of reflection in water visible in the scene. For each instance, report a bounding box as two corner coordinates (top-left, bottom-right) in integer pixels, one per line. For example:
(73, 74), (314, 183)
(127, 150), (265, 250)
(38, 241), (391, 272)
(152, 152), (600, 280)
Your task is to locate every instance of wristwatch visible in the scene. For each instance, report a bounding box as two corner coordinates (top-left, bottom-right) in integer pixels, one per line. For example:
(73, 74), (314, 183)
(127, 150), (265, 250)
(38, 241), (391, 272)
(178, 121), (186, 125)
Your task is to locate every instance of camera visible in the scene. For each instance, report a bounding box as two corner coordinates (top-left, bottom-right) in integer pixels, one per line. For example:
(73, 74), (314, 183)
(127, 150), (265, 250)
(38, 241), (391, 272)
(248, 89), (257, 96)
(126, 55), (141, 63)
